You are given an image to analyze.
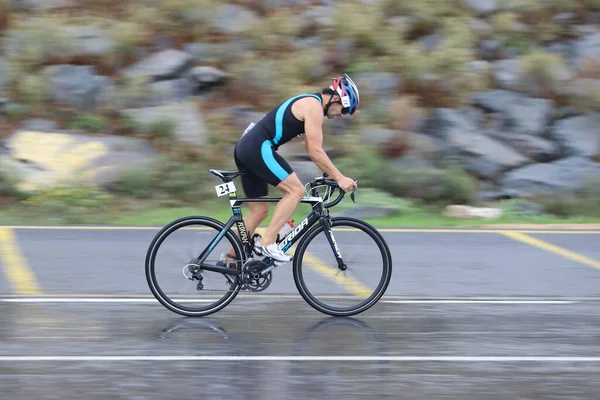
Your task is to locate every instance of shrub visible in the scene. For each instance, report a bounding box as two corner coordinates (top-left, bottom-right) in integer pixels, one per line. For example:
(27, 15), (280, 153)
(534, 175), (600, 217)
(22, 186), (114, 223)
(109, 167), (155, 199)
(4, 17), (75, 73)
(387, 95), (423, 131)
(518, 50), (568, 97)
(0, 164), (27, 200)
(17, 73), (52, 107)
(104, 20), (151, 71)
(334, 0), (385, 47)
(384, 164), (478, 206)
(68, 113), (108, 132)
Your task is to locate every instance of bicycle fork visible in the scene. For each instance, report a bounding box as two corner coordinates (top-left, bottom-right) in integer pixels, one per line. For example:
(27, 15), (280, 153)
(319, 217), (347, 272)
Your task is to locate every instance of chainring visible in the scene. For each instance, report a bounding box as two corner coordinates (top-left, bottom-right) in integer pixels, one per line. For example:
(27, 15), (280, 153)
(242, 260), (272, 292)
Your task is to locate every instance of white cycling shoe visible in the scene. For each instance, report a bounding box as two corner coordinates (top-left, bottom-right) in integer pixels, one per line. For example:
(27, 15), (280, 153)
(253, 235), (292, 264)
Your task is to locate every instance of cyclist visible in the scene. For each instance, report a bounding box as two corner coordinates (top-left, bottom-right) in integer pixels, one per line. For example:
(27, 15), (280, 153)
(224, 74), (360, 265)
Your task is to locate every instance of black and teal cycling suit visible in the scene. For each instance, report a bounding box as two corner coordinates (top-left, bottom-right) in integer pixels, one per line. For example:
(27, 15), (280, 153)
(234, 93), (323, 198)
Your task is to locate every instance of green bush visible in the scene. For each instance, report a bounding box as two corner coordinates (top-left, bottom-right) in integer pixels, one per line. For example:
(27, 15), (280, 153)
(535, 175), (600, 217)
(0, 166), (26, 200)
(22, 186), (114, 223)
(68, 113), (108, 132)
(109, 167), (155, 198)
(384, 164), (478, 206)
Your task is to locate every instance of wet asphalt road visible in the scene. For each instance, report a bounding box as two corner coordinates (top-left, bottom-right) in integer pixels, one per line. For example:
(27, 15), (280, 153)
(0, 225), (599, 399)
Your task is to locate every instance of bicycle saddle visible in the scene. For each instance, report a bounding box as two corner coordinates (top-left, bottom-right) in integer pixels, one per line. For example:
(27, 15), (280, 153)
(209, 169), (246, 181)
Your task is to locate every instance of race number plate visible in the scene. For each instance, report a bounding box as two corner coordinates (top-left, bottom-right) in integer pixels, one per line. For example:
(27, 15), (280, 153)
(215, 181), (236, 197)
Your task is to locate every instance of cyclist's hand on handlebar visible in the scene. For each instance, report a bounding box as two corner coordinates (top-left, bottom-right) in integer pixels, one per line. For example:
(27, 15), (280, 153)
(336, 175), (358, 193)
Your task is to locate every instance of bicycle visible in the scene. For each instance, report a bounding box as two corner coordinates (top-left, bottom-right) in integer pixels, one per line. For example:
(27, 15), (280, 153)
(145, 169), (393, 317)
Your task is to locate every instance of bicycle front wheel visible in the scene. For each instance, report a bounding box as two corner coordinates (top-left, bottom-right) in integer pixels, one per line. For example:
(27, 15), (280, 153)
(293, 217), (392, 316)
(146, 216), (244, 317)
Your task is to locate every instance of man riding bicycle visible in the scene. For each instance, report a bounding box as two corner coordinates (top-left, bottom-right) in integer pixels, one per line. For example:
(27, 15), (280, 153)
(226, 74), (360, 265)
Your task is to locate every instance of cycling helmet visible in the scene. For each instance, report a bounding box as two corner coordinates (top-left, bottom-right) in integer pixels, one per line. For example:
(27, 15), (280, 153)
(330, 74), (360, 115)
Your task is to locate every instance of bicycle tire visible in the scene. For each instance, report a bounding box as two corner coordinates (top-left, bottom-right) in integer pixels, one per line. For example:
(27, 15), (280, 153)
(292, 217), (392, 317)
(145, 216), (244, 317)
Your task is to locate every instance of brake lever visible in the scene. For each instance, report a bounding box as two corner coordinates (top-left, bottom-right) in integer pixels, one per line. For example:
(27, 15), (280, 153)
(350, 190), (356, 203)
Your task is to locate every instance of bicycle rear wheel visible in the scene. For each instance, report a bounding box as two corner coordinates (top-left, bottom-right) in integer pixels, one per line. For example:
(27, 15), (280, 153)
(146, 216), (244, 317)
(292, 217), (392, 316)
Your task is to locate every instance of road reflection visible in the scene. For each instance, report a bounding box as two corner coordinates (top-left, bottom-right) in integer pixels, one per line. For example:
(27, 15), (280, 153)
(157, 315), (391, 398)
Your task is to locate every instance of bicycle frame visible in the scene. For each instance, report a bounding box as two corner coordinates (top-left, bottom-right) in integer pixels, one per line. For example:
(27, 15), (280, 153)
(192, 184), (342, 276)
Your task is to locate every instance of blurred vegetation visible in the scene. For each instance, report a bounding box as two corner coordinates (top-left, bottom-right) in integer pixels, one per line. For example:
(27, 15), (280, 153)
(1, 0), (600, 224)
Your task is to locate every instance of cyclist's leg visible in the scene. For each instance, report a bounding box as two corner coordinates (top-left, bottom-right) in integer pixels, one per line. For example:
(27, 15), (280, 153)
(262, 173), (304, 246)
(234, 131), (303, 259)
(221, 144), (271, 261)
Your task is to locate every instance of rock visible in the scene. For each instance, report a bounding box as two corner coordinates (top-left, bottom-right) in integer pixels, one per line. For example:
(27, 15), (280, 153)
(184, 41), (255, 63)
(491, 59), (520, 90)
(464, 60), (490, 75)
(501, 156), (600, 195)
(210, 4), (260, 35)
(468, 19), (494, 36)
(426, 108), (532, 172)
(122, 49), (195, 82)
(573, 32), (600, 71)
(479, 40), (504, 60)
(486, 131), (561, 162)
(417, 31), (442, 52)
(184, 66), (229, 93)
(505, 97), (554, 136)
(10, 0), (75, 11)
(444, 205), (503, 219)
(467, 156), (504, 180)
(448, 130), (531, 171)
(472, 90), (522, 114)
(147, 79), (191, 104)
(353, 72), (402, 103)
(61, 25), (114, 58)
(223, 105), (266, 132)
(45, 65), (115, 111)
(0, 58), (9, 93)
(2, 130), (159, 192)
(255, 0), (311, 12)
(0, 98), (9, 113)
(551, 13), (577, 24)
(424, 108), (478, 140)
(405, 132), (443, 163)
(479, 188), (525, 201)
(361, 127), (396, 147)
(552, 114), (600, 158)
(295, 6), (335, 33)
(461, 0), (498, 16)
(19, 118), (58, 132)
(564, 78), (600, 112)
(121, 102), (208, 146)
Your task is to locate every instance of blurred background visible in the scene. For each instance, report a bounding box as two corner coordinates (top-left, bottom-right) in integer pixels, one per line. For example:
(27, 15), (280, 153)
(1, 3), (600, 399)
(0, 0), (599, 225)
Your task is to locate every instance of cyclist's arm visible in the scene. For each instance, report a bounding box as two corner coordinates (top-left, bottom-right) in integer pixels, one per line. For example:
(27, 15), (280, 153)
(303, 103), (343, 181)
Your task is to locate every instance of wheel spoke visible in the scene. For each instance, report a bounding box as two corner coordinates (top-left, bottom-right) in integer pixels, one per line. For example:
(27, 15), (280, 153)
(293, 218), (392, 316)
(146, 217), (244, 317)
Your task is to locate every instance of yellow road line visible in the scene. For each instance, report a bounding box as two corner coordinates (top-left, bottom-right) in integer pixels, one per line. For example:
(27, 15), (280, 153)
(301, 251), (372, 297)
(0, 228), (43, 294)
(254, 227), (372, 296)
(3, 226), (599, 234)
(501, 231), (600, 271)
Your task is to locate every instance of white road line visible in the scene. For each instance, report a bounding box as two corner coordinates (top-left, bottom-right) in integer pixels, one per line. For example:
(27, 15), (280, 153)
(0, 356), (599, 362)
(384, 300), (576, 304)
(0, 297), (579, 304)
